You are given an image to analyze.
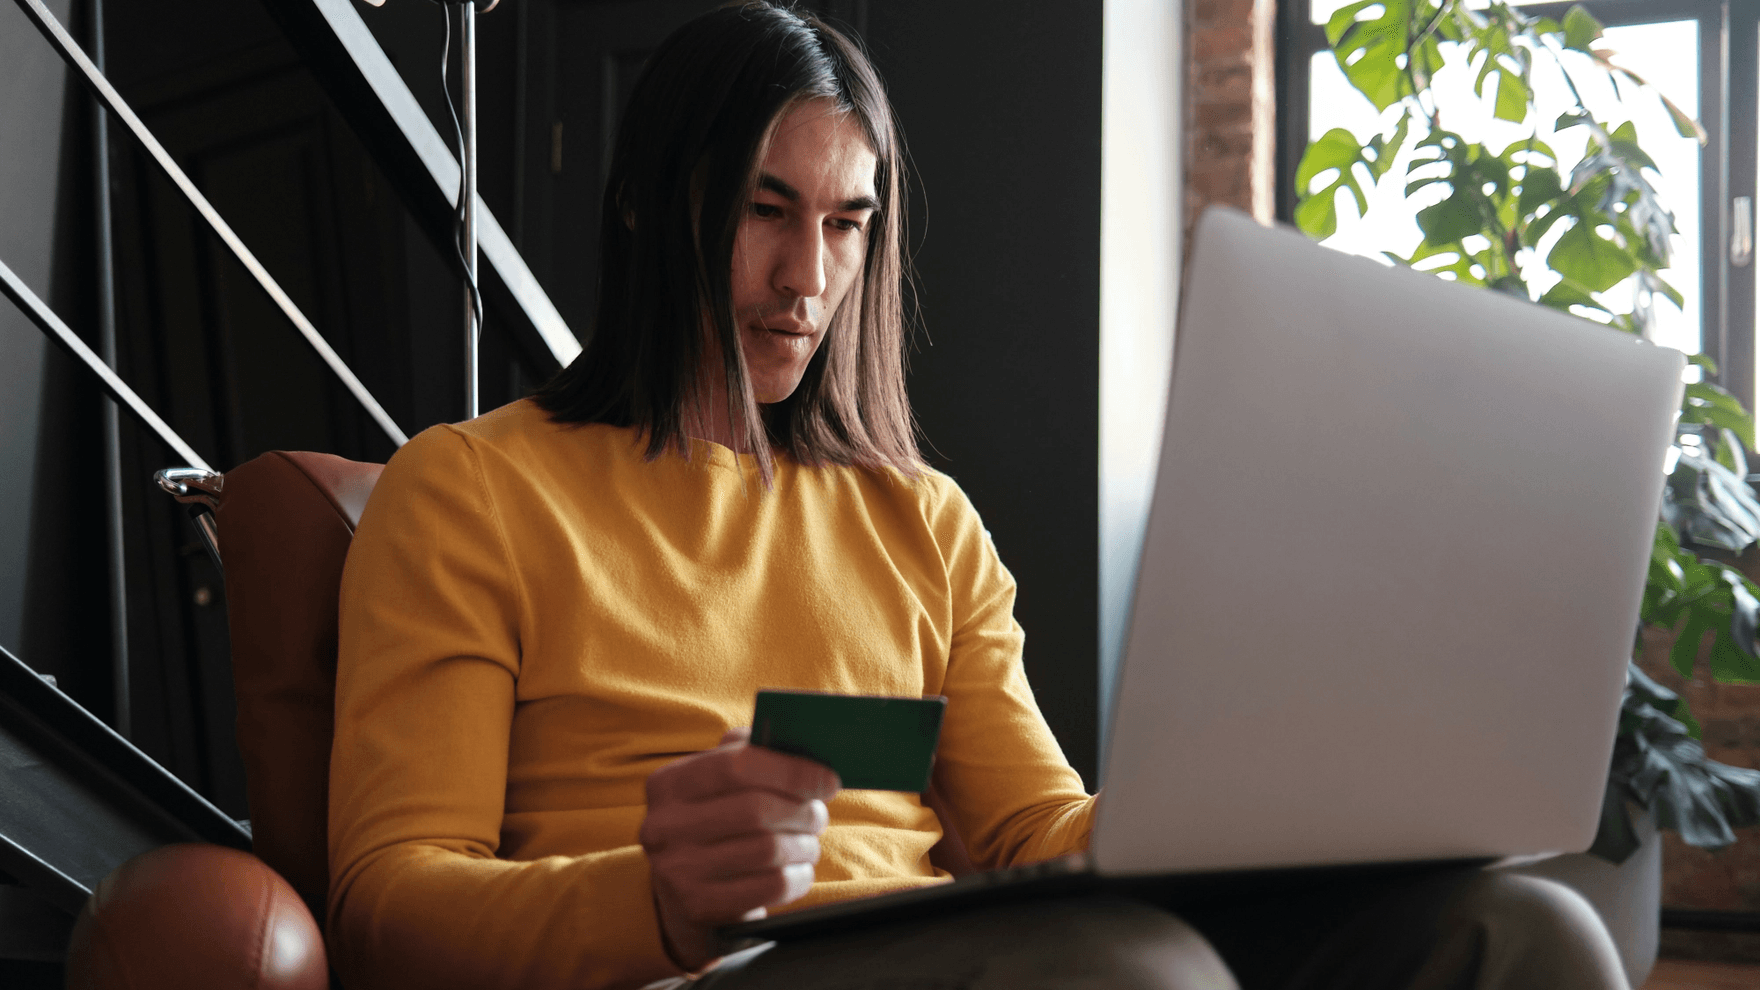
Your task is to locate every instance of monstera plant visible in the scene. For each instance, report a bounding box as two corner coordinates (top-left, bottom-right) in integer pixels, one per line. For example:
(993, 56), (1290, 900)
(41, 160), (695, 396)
(1296, 0), (1760, 861)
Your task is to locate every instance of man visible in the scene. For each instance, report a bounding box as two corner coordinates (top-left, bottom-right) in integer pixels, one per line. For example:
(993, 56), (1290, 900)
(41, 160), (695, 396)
(325, 5), (1628, 989)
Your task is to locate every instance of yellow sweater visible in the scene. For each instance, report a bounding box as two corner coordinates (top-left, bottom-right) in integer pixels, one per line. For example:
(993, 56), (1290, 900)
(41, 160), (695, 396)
(327, 398), (1095, 990)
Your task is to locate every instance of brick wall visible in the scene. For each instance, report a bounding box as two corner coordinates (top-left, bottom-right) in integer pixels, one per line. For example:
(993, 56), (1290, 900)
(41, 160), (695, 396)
(1185, 0), (1275, 228)
(1637, 618), (1760, 962)
(1638, 625), (1760, 910)
(1637, 539), (1760, 961)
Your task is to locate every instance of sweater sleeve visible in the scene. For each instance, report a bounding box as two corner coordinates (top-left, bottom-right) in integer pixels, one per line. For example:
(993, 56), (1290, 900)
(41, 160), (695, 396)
(921, 476), (1097, 868)
(327, 426), (677, 990)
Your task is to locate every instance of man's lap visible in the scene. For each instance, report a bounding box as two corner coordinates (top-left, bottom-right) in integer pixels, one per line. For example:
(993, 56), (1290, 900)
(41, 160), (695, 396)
(662, 866), (1627, 990)
(689, 894), (1232, 990)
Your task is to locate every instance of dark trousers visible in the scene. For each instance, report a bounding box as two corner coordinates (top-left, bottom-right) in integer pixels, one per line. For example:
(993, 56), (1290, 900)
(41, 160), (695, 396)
(687, 867), (1629, 990)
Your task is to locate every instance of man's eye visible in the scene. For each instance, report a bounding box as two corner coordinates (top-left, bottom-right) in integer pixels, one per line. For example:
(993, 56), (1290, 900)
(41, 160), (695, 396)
(831, 218), (866, 233)
(751, 202), (783, 219)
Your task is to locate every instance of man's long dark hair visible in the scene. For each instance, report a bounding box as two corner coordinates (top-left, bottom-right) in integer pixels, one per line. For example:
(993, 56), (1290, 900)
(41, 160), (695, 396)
(533, 2), (918, 481)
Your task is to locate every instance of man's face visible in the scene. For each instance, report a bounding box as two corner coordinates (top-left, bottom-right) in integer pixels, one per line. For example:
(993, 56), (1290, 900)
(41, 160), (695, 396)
(728, 98), (879, 404)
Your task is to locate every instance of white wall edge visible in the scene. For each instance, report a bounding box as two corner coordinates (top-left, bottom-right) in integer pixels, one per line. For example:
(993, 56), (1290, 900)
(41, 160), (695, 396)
(1098, 0), (1182, 775)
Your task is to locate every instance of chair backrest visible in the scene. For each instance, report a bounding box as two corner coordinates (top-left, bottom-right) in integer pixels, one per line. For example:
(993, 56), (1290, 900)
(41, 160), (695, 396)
(217, 451), (382, 924)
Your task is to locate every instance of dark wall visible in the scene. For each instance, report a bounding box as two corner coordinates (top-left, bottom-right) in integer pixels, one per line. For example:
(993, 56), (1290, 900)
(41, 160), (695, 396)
(0, 0), (73, 665)
(863, 5), (1105, 783)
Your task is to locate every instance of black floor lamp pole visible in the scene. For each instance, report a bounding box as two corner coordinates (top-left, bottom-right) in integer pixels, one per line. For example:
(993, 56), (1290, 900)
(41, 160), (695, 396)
(461, 0), (479, 420)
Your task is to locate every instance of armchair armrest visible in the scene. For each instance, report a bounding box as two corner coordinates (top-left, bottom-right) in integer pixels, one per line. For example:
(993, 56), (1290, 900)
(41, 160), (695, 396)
(65, 844), (326, 990)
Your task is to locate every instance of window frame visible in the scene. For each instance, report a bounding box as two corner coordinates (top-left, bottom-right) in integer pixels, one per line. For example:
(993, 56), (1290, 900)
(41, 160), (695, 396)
(1276, 0), (1760, 413)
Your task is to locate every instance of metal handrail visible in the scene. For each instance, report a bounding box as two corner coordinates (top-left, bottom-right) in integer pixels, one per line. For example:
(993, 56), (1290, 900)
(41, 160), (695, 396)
(5, 0), (577, 749)
(11, 0), (410, 449)
(0, 258), (211, 474)
(90, 0), (130, 738)
(154, 469), (225, 578)
(260, 0), (580, 373)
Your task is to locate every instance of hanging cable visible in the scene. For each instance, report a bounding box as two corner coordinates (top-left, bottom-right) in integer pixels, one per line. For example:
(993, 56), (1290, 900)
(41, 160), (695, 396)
(432, 1), (483, 343)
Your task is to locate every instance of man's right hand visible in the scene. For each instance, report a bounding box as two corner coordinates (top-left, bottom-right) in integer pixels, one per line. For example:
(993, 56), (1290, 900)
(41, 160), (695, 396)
(640, 727), (840, 972)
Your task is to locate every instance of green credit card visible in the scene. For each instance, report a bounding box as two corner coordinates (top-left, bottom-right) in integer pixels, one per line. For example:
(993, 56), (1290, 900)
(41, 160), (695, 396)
(751, 689), (947, 792)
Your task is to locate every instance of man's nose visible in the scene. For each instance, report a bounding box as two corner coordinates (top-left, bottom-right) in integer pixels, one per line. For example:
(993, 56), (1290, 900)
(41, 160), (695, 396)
(775, 221), (828, 300)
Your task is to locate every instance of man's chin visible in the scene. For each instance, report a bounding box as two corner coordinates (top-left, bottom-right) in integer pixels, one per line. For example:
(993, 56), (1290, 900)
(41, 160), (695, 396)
(751, 375), (807, 406)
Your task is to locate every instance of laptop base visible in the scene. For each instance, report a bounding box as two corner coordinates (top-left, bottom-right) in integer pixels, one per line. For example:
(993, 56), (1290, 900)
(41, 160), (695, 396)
(722, 856), (1493, 945)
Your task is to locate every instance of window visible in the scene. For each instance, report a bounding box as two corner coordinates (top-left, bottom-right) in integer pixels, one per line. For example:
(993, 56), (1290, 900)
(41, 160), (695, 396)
(1277, 0), (1760, 409)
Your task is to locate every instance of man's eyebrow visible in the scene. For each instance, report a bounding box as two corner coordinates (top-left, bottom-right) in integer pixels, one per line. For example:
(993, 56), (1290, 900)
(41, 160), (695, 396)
(757, 173), (878, 213)
(757, 173), (800, 201)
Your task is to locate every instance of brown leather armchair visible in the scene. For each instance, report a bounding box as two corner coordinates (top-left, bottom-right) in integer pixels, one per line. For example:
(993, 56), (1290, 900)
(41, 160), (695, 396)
(67, 450), (380, 990)
(217, 450), (384, 925)
(68, 448), (973, 989)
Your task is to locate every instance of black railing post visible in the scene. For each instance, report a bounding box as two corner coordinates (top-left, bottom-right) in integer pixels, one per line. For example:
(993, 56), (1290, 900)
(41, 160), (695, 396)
(88, 0), (129, 740)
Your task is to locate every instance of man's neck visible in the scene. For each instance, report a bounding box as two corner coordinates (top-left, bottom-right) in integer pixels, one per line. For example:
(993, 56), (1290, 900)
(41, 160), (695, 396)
(683, 376), (755, 453)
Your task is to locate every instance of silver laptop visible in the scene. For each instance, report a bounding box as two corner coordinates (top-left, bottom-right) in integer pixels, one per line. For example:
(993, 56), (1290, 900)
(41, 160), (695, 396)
(728, 206), (1685, 941)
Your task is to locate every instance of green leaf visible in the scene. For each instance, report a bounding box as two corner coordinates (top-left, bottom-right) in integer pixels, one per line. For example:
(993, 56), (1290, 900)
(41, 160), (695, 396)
(1660, 93), (1708, 144)
(1689, 352), (1719, 375)
(1656, 518), (1683, 555)
(1673, 698), (1703, 741)
(1470, 150), (1512, 190)
(1489, 273), (1527, 296)
(1364, 113), (1412, 180)
(1665, 445), (1760, 552)
(1562, 5), (1603, 52)
(1517, 165), (1564, 218)
(1494, 68), (1531, 123)
(1537, 279), (1610, 315)
(1406, 175), (1451, 197)
(1547, 220), (1638, 293)
(1651, 273), (1685, 310)
(1473, 45), (1500, 99)
(1295, 189), (1342, 240)
(1417, 191), (1485, 246)
(1324, 0), (1387, 47)
(1649, 522), (1687, 595)
(1683, 382), (1757, 450)
(1343, 53), (1407, 113)
(1294, 128), (1377, 240)
(1671, 611), (1712, 678)
(1296, 128), (1368, 194)
(1555, 111), (1590, 132)
(1716, 428), (1750, 478)
(1504, 137), (1559, 168)
(1523, 201), (1572, 248)
(1328, 0), (1418, 112)
(1708, 637), (1760, 683)
(1608, 704), (1760, 851)
(1389, 239), (1482, 284)
(1707, 568), (1760, 681)
(1719, 440), (1743, 474)
(1609, 122), (1659, 172)
(1685, 381), (1747, 411)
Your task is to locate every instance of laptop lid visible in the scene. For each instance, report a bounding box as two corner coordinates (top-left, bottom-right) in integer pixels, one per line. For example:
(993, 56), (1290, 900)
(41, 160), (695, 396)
(1092, 208), (1684, 877)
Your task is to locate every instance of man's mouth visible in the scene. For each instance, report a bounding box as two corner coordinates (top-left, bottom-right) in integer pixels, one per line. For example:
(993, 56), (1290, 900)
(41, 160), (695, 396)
(753, 322), (813, 337)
